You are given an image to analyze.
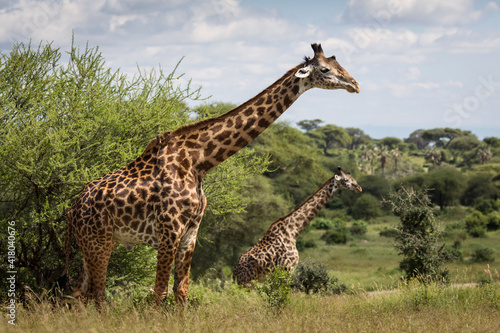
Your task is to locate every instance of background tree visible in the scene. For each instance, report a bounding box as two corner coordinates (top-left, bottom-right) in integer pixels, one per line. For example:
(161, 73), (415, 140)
(345, 127), (370, 149)
(297, 119), (323, 132)
(308, 124), (351, 156)
(405, 129), (429, 150)
(383, 187), (453, 281)
(380, 137), (403, 150)
(0, 41), (269, 292)
(426, 168), (466, 209)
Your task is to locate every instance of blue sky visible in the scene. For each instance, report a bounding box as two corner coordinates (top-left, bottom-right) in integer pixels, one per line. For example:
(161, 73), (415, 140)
(1, 0), (499, 139)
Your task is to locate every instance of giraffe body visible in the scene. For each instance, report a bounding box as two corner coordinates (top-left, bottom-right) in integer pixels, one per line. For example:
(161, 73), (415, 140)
(234, 167), (362, 286)
(64, 44), (360, 309)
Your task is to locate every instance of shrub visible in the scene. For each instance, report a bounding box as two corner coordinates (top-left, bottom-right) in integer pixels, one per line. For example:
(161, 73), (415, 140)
(465, 211), (488, 237)
(311, 217), (334, 230)
(383, 187), (453, 281)
(292, 261), (346, 295)
(350, 193), (383, 220)
(486, 211), (500, 231)
(254, 266), (292, 314)
(379, 227), (399, 238)
(350, 220), (368, 236)
(470, 247), (495, 263)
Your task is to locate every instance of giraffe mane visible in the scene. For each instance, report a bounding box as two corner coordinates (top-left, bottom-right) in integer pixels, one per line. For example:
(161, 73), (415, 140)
(170, 64), (305, 137)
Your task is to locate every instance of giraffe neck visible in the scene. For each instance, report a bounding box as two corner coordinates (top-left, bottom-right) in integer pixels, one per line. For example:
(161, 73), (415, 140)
(170, 64), (308, 177)
(284, 177), (338, 239)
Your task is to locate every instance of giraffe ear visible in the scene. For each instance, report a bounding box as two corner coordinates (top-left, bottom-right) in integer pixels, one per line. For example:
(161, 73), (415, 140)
(334, 175), (341, 181)
(295, 65), (312, 78)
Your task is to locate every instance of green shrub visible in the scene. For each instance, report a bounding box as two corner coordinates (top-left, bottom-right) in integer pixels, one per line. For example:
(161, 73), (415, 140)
(465, 211), (488, 236)
(292, 261), (346, 295)
(254, 266), (292, 314)
(350, 220), (368, 236)
(321, 229), (349, 245)
(311, 217), (334, 230)
(486, 211), (500, 231)
(470, 247), (495, 263)
(379, 227), (399, 238)
(350, 193), (383, 220)
(468, 226), (487, 238)
(383, 187), (452, 282)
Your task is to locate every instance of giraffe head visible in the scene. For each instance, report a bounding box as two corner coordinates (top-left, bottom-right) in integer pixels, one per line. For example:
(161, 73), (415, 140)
(334, 167), (362, 193)
(295, 43), (360, 93)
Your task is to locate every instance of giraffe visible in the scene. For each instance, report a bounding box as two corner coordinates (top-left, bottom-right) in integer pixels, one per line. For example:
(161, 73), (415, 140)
(233, 167), (362, 286)
(63, 43), (360, 310)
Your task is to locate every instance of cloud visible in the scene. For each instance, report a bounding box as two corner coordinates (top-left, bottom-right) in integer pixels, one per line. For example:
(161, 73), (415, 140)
(341, 0), (487, 25)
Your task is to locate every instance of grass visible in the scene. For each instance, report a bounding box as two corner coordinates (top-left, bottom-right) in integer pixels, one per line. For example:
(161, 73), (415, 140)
(3, 211), (500, 332)
(299, 215), (500, 291)
(3, 280), (500, 332)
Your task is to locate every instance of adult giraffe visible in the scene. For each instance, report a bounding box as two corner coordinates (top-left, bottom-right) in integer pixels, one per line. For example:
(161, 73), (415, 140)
(64, 43), (360, 310)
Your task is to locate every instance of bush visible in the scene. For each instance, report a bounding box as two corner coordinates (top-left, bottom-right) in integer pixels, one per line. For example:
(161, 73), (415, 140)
(465, 211), (488, 237)
(254, 266), (292, 314)
(487, 211), (500, 231)
(311, 217), (334, 230)
(321, 219), (349, 244)
(292, 261), (346, 295)
(350, 193), (383, 220)
(379, 227), (399, 238)
(321, 229), (349, 244)
(350, 220), (368, 236)
(383, 187), (452, 281)
(470, 247), (495, 263)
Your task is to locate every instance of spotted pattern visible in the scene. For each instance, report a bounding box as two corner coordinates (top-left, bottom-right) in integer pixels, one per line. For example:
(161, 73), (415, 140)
(64, 43), (360, 309)
(234, 168), (362, 286)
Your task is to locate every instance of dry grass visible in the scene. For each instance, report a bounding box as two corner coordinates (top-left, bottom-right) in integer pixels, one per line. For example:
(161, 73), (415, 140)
(3, 281), (500, 333)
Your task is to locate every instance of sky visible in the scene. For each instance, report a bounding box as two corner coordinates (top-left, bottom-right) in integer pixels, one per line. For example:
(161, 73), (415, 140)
(1, 0), (499, 139)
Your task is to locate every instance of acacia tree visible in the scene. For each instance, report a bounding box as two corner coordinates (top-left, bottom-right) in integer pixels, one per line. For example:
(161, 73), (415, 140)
(0, 41), (269, 293)
(308, 124), (351, 156)
(383, 187), (453, 281)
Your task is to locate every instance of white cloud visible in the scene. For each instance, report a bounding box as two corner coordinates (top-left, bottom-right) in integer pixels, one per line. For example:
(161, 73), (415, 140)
(341, 0), (487, 25)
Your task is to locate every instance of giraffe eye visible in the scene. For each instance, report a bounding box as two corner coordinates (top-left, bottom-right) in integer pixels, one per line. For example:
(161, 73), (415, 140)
(320, 67), (330, 73)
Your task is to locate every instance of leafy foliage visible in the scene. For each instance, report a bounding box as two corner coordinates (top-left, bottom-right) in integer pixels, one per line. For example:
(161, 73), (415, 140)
(383, 187), (453, 281)
(292, 261), (346, 294)
(0, 41), (269, 294)
(254, 266), (292, 314)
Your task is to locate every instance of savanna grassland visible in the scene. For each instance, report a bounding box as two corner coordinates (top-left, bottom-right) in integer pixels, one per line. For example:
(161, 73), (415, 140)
(2, 42), (500, 332)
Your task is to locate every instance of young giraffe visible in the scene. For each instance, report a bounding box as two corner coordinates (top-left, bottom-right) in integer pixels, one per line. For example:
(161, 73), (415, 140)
(64, 43), (360, 310)
(234, 167), (362, 286)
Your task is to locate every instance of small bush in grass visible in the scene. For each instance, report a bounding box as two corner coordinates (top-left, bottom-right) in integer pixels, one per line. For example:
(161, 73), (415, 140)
(254, 266), (292, 314)
(470, 247), (495, 263)
(350, 220), (368, 236)
(321, 229), (349, 244)
(382, 186), (453, 282)
(379, 227), (399, 238)
(465, 210), (488, 237)
(486, 211), (500, 231)
(311, 217), (334, 230)
(292, 261), (346, 295)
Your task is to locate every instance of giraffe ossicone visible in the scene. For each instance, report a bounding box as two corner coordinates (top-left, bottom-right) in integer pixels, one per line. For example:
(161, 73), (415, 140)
(234, 167), (362, 286)
(63, 44), (360, 310)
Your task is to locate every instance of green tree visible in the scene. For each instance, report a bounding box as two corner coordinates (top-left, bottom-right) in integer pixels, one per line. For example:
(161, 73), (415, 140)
(345, 127), (370, 149)
(350, 193), (383, 220)
(308, 124), (351, 156)
(383, 187), (453, 281)
(426, 168), (466, 209)
(405, 129), (429, 150)
(380, 137), (403, 150)
(297, 119), (323, 132)
(461, 173), (499, 206)
(0, 41), (269, 293)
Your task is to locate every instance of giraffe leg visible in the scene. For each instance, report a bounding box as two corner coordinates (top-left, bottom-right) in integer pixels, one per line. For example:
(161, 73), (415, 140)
(172, 222), (200, 313)
(80, 240), (116, 308)
(153, 231), (180, 306)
